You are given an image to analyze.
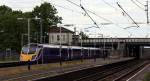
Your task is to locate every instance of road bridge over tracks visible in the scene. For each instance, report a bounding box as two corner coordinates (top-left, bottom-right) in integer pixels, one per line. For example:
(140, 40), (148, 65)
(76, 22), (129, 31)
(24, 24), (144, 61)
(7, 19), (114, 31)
(77, 38), (150, 59)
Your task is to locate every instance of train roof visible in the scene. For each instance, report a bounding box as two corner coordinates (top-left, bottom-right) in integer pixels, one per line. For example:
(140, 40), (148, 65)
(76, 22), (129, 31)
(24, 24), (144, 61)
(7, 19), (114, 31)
(38, 44), (99, 50)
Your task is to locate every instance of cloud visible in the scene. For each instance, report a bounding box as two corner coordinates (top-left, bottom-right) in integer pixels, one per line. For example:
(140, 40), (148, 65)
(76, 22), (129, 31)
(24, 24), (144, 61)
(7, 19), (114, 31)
(0, 0), (148, 37)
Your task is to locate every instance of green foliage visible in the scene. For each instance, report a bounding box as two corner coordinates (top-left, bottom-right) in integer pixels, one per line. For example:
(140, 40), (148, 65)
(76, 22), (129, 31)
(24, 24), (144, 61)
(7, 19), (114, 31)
(0, 3), (62, 52)
(79, 31), (89, 39)
(144, 72), (150, 81)
(32, 2), (62, 42)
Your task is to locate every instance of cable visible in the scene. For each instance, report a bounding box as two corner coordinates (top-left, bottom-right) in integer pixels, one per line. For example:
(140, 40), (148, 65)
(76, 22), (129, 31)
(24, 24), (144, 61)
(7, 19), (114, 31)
(80, 4), (101, 29)
(66, 0), (128, 30)
(41, 0), (83, 14)
(52, 3), (83, 14)
(135, 0), (145, 6)
(117, 2), (140, 27)
(101, 0), (118, 11)
(123, 26), (137, 29)
(130, 0), (145, 10)
(65, 0), (113, 23)
(101, 0), (134, 25)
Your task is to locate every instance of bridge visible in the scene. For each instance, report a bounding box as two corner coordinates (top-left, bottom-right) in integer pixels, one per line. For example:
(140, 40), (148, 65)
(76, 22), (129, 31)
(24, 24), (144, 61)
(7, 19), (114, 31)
(78, 38), (150, 59)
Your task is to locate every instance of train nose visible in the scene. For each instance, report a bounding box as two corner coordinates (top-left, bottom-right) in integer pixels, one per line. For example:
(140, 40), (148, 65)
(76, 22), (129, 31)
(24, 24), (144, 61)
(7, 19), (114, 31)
(20, 54), (32, 61)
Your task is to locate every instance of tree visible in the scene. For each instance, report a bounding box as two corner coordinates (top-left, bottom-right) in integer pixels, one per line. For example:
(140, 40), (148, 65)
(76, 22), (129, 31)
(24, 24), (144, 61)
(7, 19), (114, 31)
(79, 31), (89, 39)
(32, 2), (62, 43)
(0, 5), (24, 52)
(0, 2), (62, 52)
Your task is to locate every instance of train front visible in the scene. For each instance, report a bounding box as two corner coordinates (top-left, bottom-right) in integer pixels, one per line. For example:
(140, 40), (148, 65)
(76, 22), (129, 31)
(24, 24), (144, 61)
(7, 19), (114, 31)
(20, 44), (38, 61)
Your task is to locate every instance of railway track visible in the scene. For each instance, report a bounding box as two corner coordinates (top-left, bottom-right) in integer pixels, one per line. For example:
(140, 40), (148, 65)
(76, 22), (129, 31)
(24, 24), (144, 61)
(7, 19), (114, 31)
(113, 61), (149, 81)
(2, 58), (141, 81)
(0, 61), (29, 68)
(33, 58), (138, 81)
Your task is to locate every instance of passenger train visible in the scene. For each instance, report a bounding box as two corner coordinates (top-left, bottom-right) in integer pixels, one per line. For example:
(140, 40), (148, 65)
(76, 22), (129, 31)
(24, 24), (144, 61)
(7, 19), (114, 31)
(20, 43), (106, 62)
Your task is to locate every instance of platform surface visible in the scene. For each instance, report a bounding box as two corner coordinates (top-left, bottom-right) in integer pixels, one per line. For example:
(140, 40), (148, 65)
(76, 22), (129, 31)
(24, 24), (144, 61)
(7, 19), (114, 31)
(0, 57), (134, 81)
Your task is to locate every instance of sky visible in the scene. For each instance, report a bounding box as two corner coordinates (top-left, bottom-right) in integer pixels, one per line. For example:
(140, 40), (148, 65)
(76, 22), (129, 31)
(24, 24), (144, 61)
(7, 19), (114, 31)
(0, 0), (150, 38)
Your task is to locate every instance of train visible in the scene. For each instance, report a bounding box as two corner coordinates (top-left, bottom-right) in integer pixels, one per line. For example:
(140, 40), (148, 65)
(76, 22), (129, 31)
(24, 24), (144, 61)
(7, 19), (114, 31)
(20, 43), (108, 62)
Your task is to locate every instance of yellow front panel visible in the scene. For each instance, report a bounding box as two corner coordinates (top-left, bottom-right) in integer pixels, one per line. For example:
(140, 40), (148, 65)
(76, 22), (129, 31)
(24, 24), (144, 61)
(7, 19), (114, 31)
(20, 54), (35, 61)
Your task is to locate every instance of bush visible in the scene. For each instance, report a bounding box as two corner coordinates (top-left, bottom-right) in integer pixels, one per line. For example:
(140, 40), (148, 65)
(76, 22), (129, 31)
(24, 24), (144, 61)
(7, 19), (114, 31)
(144, 72), (150, 81)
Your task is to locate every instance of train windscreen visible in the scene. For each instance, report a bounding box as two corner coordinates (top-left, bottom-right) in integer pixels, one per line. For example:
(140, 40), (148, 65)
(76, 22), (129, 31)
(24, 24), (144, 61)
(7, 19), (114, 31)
(22, 45), (37, 54)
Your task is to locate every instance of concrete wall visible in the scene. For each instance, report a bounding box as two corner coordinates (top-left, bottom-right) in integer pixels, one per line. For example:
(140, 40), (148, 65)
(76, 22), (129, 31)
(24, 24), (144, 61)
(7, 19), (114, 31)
(141, 47), (150, 59)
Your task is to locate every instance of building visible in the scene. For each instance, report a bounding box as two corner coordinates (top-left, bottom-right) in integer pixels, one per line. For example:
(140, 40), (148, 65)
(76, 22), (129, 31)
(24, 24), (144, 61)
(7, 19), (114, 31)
(49, 26), (74, 45)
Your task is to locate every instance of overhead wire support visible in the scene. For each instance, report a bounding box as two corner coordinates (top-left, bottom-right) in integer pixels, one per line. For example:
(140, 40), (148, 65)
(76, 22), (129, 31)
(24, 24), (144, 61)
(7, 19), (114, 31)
(145, 0), (149, 24)
(65, 0), (126, 29)
(117, 2), (140, 27)
(80, 4), (100, 29)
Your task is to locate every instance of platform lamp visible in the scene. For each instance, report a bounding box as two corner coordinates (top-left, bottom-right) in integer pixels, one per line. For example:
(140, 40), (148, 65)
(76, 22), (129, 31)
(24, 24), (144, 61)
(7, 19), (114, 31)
(17, 18), (31, 54)
(98, 33), (104, 59)
(57, 24), (74, 66)
(17, 16), (41, 62)
(80, 30), (84, 62)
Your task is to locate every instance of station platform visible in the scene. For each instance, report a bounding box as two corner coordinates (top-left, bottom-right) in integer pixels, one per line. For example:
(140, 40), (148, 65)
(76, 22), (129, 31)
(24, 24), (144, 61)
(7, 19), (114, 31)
(0, 57), (134, 81)
(127, 63), (150, 81)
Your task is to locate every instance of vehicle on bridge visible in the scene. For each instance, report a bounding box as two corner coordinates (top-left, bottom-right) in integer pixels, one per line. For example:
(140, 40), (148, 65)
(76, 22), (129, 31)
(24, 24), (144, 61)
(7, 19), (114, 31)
(20, 43), (106, 62)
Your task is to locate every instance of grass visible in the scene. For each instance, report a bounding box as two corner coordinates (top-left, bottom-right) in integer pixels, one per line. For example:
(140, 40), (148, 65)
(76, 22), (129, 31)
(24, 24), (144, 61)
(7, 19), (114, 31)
(0, 55), (19, 63)
(0, 59), (88, 77)
(0, 58), (131, 78)
(144, 72), (150, 81)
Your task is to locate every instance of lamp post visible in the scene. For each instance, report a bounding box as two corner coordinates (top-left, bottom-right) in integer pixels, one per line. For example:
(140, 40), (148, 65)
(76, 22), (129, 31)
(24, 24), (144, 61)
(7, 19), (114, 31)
(80, 30), (83, 62)
(21, 34), (28, 47)
(98, 33), (103, 59)
(58, 24), (62, 66)
(40, 19), (43, 44)
(111, 37), (113, 57)
(89, 33), (97, 62)
(17, 17), (41, 62)
(51, 24), (73, 66)
(17, 18), (31, 54)
(102, 35), (109, 60)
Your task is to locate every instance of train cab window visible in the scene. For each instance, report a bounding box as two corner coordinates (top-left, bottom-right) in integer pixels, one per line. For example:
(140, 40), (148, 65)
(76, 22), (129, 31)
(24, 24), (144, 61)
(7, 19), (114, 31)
(22, 46), (37, 54)
(28, 47), (36, 54)
(22, 46), (28, 54)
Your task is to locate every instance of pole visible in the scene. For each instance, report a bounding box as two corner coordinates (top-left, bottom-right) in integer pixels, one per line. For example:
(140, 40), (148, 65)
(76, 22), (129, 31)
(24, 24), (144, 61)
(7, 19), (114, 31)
(145, 0), (149, 24)
(117, 2), (140, 27)
(81, 31), (83, 62)
(21, 34), (23, 47)
(59, 26), (62, 66)
(94, 35), (96, 62)
(27, 19), (30, 55)
(40, 19), (43, 43)
(111, 37), (113, 56)
(103, 35), (106, 60)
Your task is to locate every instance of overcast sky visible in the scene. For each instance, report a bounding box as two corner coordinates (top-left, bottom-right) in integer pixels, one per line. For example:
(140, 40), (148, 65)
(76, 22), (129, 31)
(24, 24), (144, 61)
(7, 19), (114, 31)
(0, 0), (150, 38)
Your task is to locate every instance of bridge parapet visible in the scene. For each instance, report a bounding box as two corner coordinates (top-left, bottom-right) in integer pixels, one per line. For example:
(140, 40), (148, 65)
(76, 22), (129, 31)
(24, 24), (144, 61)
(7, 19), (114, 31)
(79, 38), (150, 43)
